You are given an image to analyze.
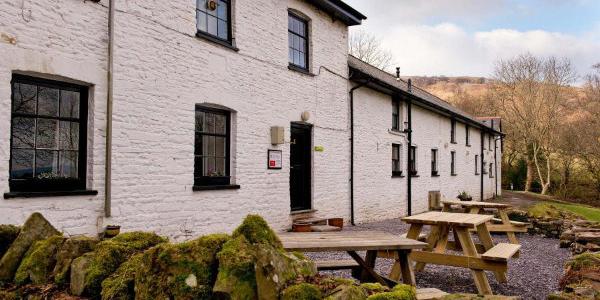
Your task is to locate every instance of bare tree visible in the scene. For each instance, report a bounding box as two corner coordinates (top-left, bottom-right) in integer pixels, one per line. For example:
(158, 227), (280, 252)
(349, 29), (395, 71)
(492, 53), (575, 195)
(577, 64), (600, 195)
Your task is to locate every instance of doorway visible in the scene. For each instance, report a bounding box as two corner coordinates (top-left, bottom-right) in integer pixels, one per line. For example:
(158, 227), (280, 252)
(290, 123), (312, 211)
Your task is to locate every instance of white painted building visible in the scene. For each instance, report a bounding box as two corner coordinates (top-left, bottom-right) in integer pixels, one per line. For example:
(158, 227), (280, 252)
(0, 0), (501, 239)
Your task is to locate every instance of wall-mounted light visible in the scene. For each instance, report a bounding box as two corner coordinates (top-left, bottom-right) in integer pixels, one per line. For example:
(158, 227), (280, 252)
(301, 111), (310, 122)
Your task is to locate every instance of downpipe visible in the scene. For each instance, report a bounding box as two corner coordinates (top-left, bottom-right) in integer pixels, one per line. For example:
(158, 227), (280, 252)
(105, 0), (115, 217)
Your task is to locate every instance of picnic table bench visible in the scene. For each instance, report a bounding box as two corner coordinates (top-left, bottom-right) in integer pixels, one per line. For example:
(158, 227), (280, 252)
(396, 211), (521, 295)
(441, 200), (531, 244)
(279, 231), (427, 287)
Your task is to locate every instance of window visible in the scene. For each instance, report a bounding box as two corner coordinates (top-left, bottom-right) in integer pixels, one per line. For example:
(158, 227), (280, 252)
(194, 106), (231, 186)
(288, 12), (309, 70)
(483, 133), (486, 150)
(489, 134), (493, 150)
(465, 125), (470, 146)
(450, 151), (456, 176)
(196, 0), (231, 43)
(489, 163), (494, 178)
(431, 149), (438, 176)
(450, 119), (456, 143)
(409, 146), (417, 176)
(483, 161), (488, 174)
(9, 75), (88, 192)
(475, 155), (479, 175)
(392, 99), (401, 131)
(392, 144), (402, 177)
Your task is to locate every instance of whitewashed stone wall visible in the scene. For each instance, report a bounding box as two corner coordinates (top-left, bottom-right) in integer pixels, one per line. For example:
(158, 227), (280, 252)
(354, 86), (502, 221)
(0, 0), (353, 239)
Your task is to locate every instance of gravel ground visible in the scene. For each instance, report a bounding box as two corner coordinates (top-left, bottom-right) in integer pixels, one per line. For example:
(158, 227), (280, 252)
(305, 218), (570, 299)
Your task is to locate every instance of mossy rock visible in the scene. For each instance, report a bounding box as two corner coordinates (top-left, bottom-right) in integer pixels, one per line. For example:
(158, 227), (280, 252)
(360, 283), (389, 295)
(366, 284), (416, 300)
(0, 213), (60, 282)
(101, 252), (144, 300)
(527, 204), (579, 221)
(133, 234), (229, 300)
(325, 284), (367, 300)
(213, 235), (257, 299)
(53, 236), (98, 285)
(14, 235), (65, 285)
(73, 231), (166, 298)
(0, 225), (20, 258)
(441, 295), (520, 300)
(232, 215), (282, 248)
(281, 283), (322, 300)
(565, 252), (600, 271)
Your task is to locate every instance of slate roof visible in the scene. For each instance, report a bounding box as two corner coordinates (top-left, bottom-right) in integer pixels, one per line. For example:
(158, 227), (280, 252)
(307, 0), (367, 26)
(348, 55), (503, 135)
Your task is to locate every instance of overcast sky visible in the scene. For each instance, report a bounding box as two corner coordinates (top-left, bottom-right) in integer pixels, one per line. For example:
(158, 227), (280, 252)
(344, 0), (600, 79)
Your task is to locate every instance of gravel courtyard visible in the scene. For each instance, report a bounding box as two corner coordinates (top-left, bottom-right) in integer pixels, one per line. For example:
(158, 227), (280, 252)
(306, 218), (570, 300)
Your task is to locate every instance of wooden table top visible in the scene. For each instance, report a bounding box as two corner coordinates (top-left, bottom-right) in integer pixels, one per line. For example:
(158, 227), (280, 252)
(402, 211), (493, 228)
(278, 231), (427, 252)
(441, 200), (510, 209)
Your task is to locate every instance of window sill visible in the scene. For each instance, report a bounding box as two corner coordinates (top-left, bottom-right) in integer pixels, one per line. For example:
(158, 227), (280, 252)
(392, 172), (404, 178)
(431, 173), (440, 177)
(410, 174), (420, 178)
(450, 141), (457, 144)
(195, 32), (239, 52)
(4, 190), (98, 199)
(288, 65), (315, 76)
(193, 184), (241, 191)
(290, 209), (317, 215)
(388, 129), (406, 136)
(451, 173), (458, 177)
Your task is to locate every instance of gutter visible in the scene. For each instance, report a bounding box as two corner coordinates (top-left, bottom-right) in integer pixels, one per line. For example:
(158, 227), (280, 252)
(349, 80), (370, 226)
(104, 0), (115, 217)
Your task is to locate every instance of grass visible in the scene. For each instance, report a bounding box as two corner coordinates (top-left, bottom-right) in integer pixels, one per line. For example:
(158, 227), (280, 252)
(546, 202), (600, 222)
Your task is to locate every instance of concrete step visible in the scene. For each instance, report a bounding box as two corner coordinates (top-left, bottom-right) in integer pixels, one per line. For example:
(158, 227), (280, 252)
(311, 225), (342, 232)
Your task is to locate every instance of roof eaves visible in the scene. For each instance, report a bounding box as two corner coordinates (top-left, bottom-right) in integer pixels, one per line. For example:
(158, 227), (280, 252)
(307, 0), (367, 26)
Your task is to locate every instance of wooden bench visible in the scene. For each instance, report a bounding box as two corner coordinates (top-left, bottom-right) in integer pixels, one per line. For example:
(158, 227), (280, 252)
(400, 232), (427, 242)
(315, 259), (360, 271)
(482, 243), (521, 262)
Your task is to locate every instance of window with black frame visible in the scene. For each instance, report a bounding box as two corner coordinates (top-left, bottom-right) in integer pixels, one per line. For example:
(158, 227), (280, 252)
(196, 0), (231, 43)
(466, 125), (470, 146)
(392, 144), (402, 177)
(450, 151), (457, 176)
(9, 75), (87, 192)
(450, 119), (456, 143)
(392, 99), (400, 130)
(409, 146), (417, 176)
(475, 155), (479, 175)
(431, 149), (438, 176)
(288, 12), (309, 70)
(194, 106), (230, 186)
(489, 163), (494, 178)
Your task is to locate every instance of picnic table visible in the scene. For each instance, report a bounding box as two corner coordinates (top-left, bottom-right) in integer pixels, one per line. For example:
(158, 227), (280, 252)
(279, 231), (427, 287)
(441, 200), (530, 244)
(397, 211), (521, 295)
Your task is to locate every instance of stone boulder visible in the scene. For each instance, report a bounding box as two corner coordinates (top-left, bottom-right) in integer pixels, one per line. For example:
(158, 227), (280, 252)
(325, 284), (367, 300)
(440, 295), (519, 300)
(281, 283), (322, 300)
(366, 284), (416, 300)
(101, 252), (144, 300)
(53, 236), (98, 285)
(0, 225), (20, 258)
(0, 213), (60, 282)
(69, 232), (166, 298)
(131, 234), (229, 300)
(14, 235), (65, 285)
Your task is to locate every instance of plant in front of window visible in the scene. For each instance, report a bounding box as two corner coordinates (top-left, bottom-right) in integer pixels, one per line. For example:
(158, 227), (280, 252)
(457, 191), (472, 201)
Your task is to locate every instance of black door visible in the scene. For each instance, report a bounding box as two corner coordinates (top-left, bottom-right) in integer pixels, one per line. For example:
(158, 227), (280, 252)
(290, 123), (312, 211)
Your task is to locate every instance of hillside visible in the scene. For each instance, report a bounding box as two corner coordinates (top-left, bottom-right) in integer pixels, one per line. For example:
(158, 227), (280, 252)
(401, 76), (493, 102)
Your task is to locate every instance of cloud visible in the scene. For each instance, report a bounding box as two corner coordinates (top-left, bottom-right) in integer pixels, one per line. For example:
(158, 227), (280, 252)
(371, 23), (600, 78)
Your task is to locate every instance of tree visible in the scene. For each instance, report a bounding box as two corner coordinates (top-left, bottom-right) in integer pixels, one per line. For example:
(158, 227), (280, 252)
(492, 53), (575, 195)
(349, 29), (394, 71)
(577, 64), (600, 195)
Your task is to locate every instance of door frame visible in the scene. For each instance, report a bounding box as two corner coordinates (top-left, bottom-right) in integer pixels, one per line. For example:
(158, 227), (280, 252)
(289, 122), (313, 212)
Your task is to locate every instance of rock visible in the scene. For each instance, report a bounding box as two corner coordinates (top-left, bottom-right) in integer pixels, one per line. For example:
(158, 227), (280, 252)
(255, 246), (317, 300)
(101, 252), (144, 300)
(360, 283), (389, 295)
(72, 232), (166, 298)
(0, 213), (60, 282)
(367, 284), (416, 300)
(0, 225), (20, 258)
(133, 234), (228, 300)
(213, 235), (257, 299)
(281, 283), (322, 300)
(325, 284), (367, 300)
(506, 209), (529, 223)
(440, 294), (519, 299)
(576, 232), (600, 244)
(71, 253), (94, 296)
(231, 214), (282, 247)
(566, 252), (600, 271)
(53, 236), (98, 285)
(14, 235), (65, 285)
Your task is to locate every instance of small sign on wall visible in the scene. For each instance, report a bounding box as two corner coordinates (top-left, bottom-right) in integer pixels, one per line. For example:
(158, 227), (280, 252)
(268, 150), (283, 169)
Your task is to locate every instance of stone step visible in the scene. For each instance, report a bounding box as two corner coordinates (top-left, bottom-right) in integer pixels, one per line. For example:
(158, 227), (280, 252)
(311, 225), (342, 232)
(294, 217), (328, 226)
(416, 288), (448, 300)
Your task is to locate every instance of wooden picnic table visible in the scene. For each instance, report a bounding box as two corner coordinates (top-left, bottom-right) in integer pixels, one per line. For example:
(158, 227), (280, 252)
(279, 231), (427, 287)
(396, 211), (521, 295)
(441, 200), (530, 244)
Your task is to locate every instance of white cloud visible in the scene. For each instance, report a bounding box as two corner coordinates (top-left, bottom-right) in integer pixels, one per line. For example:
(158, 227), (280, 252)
(372, 23), (600, 78)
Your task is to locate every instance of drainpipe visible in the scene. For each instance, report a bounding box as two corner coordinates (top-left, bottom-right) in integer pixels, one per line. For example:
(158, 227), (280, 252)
(494, 136), (498, 197)
(105, 0), (115, 217)
(406, 80), (413, 216)
(480, 131), (484, 201)
(349, 80), (369, 226)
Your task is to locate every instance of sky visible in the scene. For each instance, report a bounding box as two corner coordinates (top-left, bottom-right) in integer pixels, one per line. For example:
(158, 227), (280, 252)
(343, 0), (600, 80)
